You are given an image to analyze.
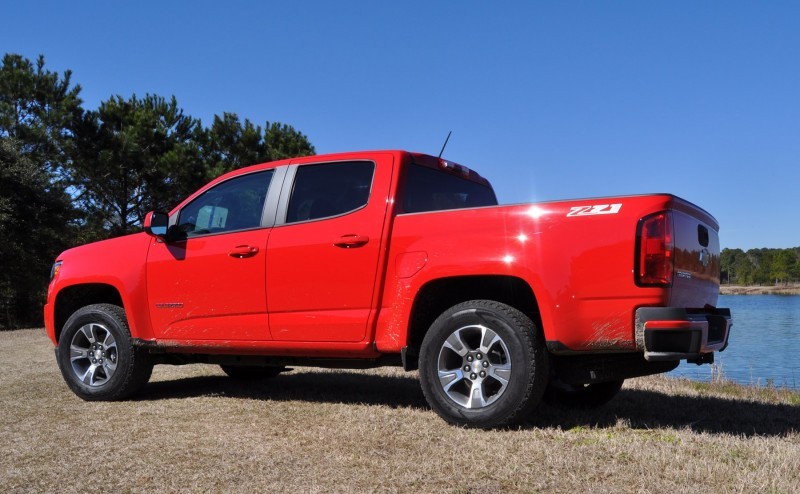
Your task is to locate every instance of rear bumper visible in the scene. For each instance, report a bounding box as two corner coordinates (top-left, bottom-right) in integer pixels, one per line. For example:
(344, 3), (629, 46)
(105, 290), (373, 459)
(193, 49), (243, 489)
(635, 307), (732, 362)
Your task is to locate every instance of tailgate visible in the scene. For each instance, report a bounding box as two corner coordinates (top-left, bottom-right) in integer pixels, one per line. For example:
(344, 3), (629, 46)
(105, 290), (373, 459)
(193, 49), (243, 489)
(669, 198), (721, 308)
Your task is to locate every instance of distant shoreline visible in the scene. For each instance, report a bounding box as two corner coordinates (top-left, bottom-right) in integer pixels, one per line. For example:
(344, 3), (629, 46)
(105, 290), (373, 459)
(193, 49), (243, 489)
(720, 284), (800, 295)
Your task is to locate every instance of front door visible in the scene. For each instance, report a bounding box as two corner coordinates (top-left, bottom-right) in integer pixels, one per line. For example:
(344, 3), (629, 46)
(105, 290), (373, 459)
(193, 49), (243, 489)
(146, 169), (276, 340)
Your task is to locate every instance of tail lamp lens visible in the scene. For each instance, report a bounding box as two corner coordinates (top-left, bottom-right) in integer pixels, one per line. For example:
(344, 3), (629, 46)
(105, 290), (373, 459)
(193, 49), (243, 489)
(637, 212), (673, 286)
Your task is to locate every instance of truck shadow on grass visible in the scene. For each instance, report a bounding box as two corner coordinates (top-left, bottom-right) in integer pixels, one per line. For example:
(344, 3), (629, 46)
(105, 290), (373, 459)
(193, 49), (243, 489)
(530, 389), (799, 437)
(140, 371), (799, 437)
(141, 370), (429, 409)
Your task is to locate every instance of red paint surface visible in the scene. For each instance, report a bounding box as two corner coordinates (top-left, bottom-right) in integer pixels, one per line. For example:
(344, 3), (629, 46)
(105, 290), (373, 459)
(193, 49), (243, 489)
(45, 150), (726, 361)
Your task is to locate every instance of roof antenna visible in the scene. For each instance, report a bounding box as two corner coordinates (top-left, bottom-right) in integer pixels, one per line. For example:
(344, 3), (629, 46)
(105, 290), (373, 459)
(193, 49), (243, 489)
(437, 131), (452, 159)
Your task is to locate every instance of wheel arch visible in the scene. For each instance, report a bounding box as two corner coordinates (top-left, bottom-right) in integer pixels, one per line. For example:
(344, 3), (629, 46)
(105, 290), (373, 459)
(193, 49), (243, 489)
(404, 275), (542, 369)
(53, 284), (124, 344)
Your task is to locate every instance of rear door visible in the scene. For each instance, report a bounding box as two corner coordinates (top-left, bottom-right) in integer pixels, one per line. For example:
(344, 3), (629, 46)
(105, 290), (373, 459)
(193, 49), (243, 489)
(266, 155), (394, 342)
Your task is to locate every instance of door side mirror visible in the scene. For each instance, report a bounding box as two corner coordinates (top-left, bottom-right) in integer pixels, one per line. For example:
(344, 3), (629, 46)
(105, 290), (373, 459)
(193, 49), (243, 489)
(144, 211), (169, 239)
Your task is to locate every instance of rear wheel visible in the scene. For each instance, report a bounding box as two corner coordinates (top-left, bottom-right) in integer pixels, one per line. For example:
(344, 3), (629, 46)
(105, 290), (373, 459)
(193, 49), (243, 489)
(419, 300), (548, 428)
(543, 379), (624, 409)
(219, 365), (286, 380)
(57, 304), (152, 401)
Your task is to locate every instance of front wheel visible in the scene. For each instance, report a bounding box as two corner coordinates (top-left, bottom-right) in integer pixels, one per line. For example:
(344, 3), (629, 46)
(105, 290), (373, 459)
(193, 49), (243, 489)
(419, 300), (548, 428)
(56, 304), (152, 401)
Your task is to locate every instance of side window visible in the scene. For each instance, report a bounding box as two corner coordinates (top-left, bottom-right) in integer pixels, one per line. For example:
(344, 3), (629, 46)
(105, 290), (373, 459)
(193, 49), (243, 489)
(177, 170), (274, 237)
(402, 164), (498, 213)
(286, 161), (374, 223)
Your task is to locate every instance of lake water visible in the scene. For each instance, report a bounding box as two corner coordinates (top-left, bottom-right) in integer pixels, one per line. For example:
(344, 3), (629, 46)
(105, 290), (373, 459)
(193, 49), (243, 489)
(669, 295), (800, 388)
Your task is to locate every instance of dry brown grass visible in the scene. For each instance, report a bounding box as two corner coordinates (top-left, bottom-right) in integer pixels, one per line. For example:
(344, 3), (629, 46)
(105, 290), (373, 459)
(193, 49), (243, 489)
(1, 328), (799, 493)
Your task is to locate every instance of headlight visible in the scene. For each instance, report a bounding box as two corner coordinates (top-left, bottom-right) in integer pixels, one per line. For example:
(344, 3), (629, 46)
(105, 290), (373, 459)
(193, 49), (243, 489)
(50, 261), (63, 281)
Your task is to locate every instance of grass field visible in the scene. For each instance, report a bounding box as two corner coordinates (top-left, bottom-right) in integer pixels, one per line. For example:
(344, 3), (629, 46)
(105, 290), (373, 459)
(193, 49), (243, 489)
(1, 329), (799, 493)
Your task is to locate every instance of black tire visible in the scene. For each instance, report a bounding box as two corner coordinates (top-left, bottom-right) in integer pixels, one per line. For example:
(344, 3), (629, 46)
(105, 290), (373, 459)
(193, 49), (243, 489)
(56, 304), (152, 401)
(543, 379), (624, 409)
(419, 300), (548, 428)
(219, 365), (286, 380)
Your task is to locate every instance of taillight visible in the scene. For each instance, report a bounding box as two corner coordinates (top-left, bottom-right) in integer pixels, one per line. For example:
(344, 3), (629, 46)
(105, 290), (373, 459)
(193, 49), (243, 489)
(636, 212), (674, 286)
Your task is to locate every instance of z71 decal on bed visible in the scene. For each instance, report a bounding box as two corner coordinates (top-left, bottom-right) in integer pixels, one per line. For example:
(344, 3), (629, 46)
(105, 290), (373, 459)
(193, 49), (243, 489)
(567, 204), (623, 217)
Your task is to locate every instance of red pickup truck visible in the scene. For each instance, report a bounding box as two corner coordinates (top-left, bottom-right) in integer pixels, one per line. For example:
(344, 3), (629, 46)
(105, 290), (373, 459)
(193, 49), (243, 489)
(45, 150), (731, 427)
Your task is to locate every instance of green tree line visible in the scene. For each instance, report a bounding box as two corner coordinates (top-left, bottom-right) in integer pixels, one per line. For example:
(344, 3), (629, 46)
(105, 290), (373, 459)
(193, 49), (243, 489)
(721, 247), (800, 285)
(0, 53), (314, 328)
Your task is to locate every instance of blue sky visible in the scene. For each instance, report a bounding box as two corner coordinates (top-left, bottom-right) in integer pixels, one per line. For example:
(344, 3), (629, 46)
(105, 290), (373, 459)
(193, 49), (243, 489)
(3, 1), (799, 249)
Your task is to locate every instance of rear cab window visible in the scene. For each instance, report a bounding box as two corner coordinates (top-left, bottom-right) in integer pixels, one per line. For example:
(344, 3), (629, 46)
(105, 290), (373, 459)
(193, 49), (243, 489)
(285, 161), (375, 223)
(402, 163), (498, 213)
